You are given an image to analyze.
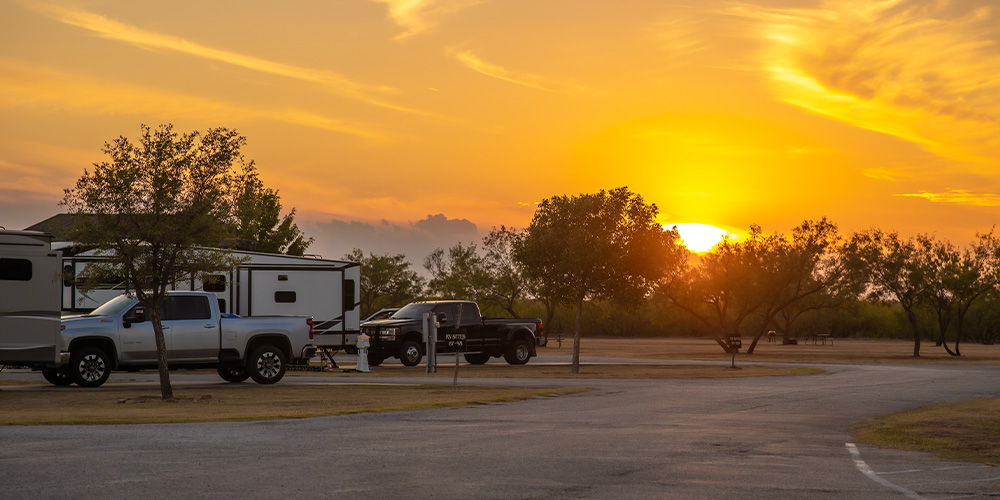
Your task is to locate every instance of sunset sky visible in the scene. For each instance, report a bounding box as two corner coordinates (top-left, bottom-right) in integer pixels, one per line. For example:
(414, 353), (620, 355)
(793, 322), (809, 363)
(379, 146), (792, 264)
(2, 0), (999, 260)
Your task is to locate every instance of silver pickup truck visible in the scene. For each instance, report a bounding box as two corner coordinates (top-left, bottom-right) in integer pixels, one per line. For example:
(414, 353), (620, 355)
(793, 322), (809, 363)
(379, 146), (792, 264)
(47, 291), (316, 387)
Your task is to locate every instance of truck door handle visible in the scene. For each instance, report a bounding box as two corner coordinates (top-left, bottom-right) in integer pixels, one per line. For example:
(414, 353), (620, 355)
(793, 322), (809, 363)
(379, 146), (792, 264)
(204, 324), (215, 329)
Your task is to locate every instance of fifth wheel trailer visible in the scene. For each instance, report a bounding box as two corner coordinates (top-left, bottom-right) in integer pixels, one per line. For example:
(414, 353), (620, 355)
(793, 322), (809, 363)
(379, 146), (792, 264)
(0, 230), (61, 366)
(60, 248), (362, 352)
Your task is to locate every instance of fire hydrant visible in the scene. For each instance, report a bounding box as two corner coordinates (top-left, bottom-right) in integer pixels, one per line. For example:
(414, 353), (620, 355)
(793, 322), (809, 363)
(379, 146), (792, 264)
(355, 334), (371, 373)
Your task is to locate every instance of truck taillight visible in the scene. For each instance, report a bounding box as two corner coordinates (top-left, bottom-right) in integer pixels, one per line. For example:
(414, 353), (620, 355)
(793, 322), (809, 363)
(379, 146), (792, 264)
(307, 318), (315, 340)
(537, 321), (544, 338)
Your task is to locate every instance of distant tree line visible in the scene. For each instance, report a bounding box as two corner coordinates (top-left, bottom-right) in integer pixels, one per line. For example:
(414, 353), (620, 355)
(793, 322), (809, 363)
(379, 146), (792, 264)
(350, 188), (1000, 360)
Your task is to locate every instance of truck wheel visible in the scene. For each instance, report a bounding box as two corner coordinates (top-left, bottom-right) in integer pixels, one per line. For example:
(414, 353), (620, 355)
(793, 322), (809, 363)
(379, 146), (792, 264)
(367, 353), (384, 366)
(69, 347), (111, 387)
(399, 340), (422, 367)
(503, 339), (531, 365)
(42, 369), (72, 386)
(247, 345), (287, 384)
(463, 353), (490, 365)
(217, 365), (250, 383)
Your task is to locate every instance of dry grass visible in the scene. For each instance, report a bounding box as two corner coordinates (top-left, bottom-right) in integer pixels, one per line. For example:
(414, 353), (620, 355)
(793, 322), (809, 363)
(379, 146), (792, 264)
(540, 337), (1000, 365)
(852, 398), (1000, 464)
(0, 384), (589, 425)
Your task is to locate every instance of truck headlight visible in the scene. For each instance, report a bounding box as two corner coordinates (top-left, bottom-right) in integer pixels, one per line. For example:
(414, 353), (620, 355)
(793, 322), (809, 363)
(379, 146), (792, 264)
(379, 327), (398, 340)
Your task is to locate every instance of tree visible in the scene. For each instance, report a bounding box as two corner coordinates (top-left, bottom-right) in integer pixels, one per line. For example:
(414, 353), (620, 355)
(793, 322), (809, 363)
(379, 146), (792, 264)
(745, 218), (849, 353)
(343, 248), (425, 317)
(232, 174), (313, 255)
(843, 229), (930, 357)
(665, 219), (849, 354)
(515, 187), (683, 373)
(424, 242), (489, 300)
(61, 124), (259, 399)
(479, 226), (529, 318)
(921, 231), (1000, 356)
(666, 229), (771, 352)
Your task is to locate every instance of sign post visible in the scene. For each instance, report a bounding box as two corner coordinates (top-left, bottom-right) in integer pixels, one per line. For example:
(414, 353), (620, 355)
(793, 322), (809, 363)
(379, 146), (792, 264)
(423, 312), (437, 374)
(728, 334), (742, 370)
(452, 304), (464, 390)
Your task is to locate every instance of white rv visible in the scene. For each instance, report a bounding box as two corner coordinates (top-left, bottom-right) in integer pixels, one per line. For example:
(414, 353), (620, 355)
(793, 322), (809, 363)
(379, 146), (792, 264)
(0, 231), (62, 365)
(61, 248), (362, 353)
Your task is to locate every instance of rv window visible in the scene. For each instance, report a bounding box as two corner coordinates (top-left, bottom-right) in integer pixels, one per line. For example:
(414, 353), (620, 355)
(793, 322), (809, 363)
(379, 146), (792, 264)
(343, 279), (357, 312)
(167, 296), (212, 320)
(275, 291), (297, 303)
(63, 264), (75, 287)
(202, 274), (226, 292)
(0, 258), (32, 281)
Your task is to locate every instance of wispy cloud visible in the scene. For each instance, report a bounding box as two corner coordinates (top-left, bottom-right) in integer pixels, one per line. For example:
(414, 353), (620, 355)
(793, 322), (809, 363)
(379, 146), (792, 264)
(649, 16), (711, 56)
(897, 189), (1000, 207)
(864, 167), (914, 182)
(370, 0), (482, 39)
(729, 0), (1000, 163)
(0, 59), (387, 140)
(26, 2), (421, 114)
(455, 50), (588, 94)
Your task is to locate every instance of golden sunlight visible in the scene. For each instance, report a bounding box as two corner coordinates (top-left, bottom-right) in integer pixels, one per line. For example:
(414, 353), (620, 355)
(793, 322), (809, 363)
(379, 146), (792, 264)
(668, 223), (730, 253)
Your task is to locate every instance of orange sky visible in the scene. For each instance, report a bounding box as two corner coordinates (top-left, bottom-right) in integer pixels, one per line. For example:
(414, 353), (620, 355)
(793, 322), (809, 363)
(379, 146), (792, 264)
(2, 0), (999, 260)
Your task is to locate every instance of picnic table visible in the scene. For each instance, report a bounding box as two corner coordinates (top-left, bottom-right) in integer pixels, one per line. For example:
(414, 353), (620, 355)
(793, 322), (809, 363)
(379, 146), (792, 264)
(804, 334), (832, 346)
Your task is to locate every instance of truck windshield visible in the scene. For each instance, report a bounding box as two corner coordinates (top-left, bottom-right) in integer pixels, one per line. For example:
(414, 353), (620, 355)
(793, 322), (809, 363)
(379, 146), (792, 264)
(391, 303), (436, 319)
(88, 295), (135, 317)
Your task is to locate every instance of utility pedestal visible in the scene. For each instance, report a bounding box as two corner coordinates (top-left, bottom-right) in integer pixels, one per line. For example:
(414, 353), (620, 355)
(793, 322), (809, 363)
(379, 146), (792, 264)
(355, 334), (370, 373)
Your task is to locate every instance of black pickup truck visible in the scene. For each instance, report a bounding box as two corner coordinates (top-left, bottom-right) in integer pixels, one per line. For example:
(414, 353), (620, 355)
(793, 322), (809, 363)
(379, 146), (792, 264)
(361, 300), (545, 366)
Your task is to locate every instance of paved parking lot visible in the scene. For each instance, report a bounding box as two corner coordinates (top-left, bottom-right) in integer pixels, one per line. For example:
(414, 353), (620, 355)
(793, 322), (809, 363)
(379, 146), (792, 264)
(2, 357), (998, 499)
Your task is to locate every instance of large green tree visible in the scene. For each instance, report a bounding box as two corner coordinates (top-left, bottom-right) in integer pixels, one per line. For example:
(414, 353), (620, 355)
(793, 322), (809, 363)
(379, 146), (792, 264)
(61, 124), (260, 399)
(424, 242), (489, 300)
(515, 187), (683, 373)
(843, 229), (930, 357)
(479, 226), (530, 318)
(232, 173), (312, 255)
(921, 231), (1000, 356)
(344, 248), (425, 317)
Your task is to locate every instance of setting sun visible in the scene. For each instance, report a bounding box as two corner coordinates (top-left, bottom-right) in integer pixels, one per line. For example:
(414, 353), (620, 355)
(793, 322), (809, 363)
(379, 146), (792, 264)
(668, 223), (731, 253)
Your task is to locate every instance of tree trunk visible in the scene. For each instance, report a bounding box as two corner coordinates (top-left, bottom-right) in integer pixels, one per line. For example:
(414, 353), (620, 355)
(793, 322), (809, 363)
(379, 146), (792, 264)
(150, 309), (174, 400)
(954, 313), (964, 356)
(572, 294), (583, 374)
(904, 308), (921, 357)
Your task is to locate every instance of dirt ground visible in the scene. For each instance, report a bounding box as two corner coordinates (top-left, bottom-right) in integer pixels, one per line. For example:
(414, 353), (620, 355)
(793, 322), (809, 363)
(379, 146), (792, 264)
(539, 336), (1000, 365)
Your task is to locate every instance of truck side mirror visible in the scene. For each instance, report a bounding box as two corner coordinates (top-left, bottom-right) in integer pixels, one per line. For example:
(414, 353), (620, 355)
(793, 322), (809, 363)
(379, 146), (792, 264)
(436, 312), (448, 323)
(123, 307), (146, 328)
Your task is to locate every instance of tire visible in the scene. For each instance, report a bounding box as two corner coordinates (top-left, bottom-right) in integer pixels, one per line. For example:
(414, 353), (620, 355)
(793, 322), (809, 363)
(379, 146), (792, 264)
(42, 369), (72, 386)
(398, 340), (422, 367)
(69, 346), (112, 387)
(367, 353), (384, 366)
(217, 365), (250, 383)
(247, 345), (287, 384)
(503, 339), (531, 365)
(463, 352), (490, 365)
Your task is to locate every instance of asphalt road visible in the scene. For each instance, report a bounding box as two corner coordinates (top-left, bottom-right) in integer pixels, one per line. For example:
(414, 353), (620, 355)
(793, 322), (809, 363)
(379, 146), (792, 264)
(2, 356), (999, 499)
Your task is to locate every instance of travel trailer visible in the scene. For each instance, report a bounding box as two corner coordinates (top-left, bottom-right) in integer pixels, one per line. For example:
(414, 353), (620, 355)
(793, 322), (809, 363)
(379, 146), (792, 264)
(61, 248), (362, 352)
(0, 230), (62, 365)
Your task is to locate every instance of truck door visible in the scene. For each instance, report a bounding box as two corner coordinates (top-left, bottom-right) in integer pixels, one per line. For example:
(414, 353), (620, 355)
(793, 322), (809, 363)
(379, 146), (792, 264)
(165, 295), (219, 362)
(433, 303), (460, 354)
(118, 303), (163, 363)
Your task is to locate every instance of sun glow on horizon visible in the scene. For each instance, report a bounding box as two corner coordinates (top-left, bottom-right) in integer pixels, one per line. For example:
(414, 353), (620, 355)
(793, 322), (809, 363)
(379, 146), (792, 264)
(667, 223), (731, 253)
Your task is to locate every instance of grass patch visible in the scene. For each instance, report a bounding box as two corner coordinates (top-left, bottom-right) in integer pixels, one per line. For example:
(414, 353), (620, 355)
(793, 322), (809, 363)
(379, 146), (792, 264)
(852, 398), (1000, 464)
(542, 338), (1000, 366)
(289, 363), (824, 379)
(0, 384), (589, 426)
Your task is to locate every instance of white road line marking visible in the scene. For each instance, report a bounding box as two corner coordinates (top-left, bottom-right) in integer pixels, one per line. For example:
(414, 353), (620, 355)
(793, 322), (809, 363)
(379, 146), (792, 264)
(846, 443), (928, 500)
